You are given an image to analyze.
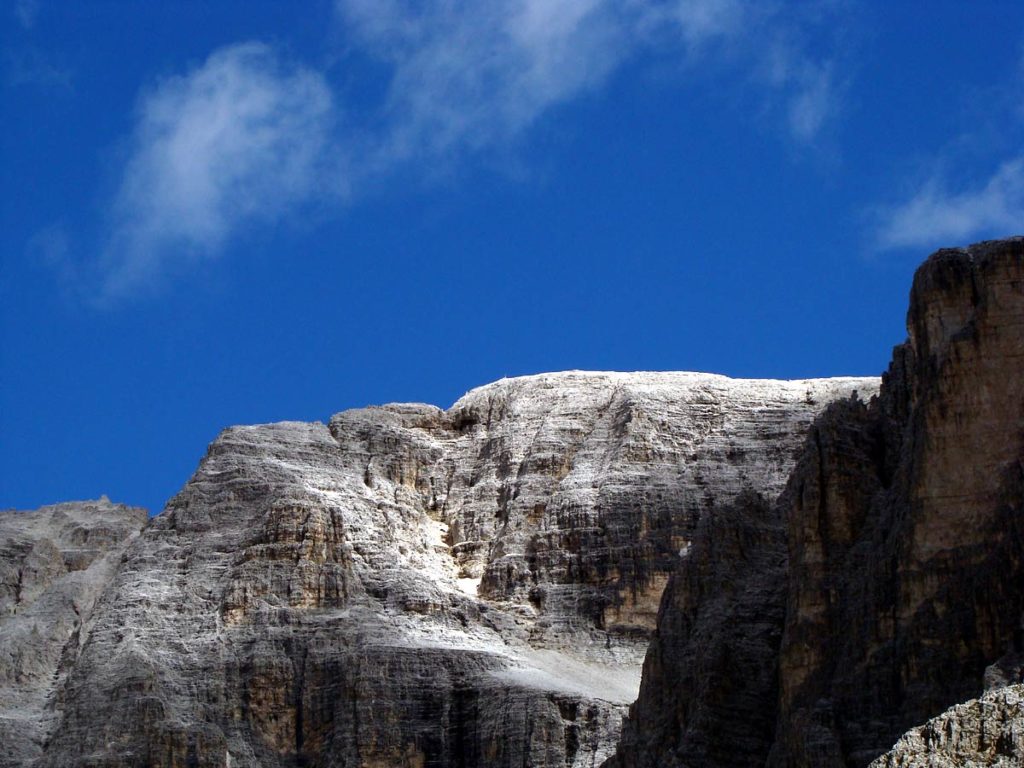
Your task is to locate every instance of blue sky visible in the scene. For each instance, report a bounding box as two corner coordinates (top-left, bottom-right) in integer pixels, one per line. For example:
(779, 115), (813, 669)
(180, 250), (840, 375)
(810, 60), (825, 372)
(3, 1), (1023, 514)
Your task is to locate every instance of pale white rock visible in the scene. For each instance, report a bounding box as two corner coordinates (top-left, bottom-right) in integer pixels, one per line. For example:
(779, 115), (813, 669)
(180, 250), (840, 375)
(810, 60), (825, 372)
(31, 371), (877, 768)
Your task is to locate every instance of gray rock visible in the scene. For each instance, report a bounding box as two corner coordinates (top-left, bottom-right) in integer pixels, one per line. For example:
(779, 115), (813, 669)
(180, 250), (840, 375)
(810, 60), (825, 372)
(771, 237), (1024, 767)
(30, 371), (872, 767)
(608, 236), (1024, 768)
(869, 685), (1024, 768)
(0, 499), (147, 767)
(611, 488), (790, 768)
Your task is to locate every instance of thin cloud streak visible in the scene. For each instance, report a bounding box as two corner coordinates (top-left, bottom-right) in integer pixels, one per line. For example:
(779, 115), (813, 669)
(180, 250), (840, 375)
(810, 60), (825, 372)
(339, 0), (843, 162)
(14, 0), (39, 29)
(875, 159), (1024, 251)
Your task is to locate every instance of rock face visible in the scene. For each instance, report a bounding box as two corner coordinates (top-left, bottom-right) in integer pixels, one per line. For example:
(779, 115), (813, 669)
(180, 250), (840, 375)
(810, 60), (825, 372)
(0, 499), (148, 767)
(609, 486), (792, 768)
(609, 236), (1024, 768)
(27, 371), (873, 767)
(773, 237), (1024, 766)
(868, 685), (1024, 768)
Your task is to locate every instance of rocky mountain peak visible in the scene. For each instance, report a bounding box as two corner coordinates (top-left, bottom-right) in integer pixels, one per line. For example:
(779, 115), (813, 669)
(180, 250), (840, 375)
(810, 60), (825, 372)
(609, 236), (1024, 768)
(2, 371), (873, 767)
(6, 237), (1019, 768)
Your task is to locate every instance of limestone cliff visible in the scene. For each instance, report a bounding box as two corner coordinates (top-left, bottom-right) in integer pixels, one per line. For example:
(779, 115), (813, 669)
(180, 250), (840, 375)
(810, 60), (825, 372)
(773, 237), (1024, 766)
(609, 236), (1024, 768)
(0, 499), (148, 766)
(17, 372), (872, 767)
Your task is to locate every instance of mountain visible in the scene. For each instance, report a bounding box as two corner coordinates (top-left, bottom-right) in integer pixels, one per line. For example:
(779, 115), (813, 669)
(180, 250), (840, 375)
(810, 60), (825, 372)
(0, 499), (148, 766)
(609, 236), (1024, 767)
(5, 236), (1021, 768)
(869, 684), (1024, 767)
(2, 373), (873, 767)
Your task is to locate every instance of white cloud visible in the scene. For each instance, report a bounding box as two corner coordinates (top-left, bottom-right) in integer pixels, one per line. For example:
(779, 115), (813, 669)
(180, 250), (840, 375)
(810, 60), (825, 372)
(756, 32), (841, 145)
(97, 43), (335, 300)
(786, 66), (835, 143)
(86, 3), (848, 300)
(339, 0), (632, 160)
(338, 0), (844, 161)
(655, 0), (745, 46)
(875, 159), (1024, 251)
(874, 50), (1024, 252)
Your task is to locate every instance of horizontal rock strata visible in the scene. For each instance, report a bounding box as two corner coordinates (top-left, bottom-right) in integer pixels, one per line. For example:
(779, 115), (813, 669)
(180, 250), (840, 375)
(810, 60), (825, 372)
(27, 371), (874, 767)
(609, 236), (1024, 768)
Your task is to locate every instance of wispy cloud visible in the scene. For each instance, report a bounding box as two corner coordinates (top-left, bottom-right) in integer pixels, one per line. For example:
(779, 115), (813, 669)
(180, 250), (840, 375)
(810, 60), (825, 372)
(4, 47), (72, 89)
(756, 35), (841, 144)
(14, 0), (39, 29)
(97, 43), (335, 300)
(872, 41), (1024, 252)
(339, 0), (845, 161)
(874, 159), (1024, 251)
(7, 0), (73, 89)
(80, 2), (849, 301)
(340, 0), (634, 160)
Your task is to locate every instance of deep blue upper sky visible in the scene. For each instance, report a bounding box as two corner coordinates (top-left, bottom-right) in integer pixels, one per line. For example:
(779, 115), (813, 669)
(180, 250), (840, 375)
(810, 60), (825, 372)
(3, 1), (1023, 514)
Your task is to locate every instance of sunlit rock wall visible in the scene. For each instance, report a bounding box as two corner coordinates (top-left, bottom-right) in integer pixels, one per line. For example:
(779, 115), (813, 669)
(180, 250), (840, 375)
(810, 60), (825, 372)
(30, 371), (872, 767)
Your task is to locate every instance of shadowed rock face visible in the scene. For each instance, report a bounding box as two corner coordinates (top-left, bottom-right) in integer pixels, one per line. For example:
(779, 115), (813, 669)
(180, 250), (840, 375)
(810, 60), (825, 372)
(608, 236), (1024, 768)
(25, 371), (872, 768)
(0, 499), (148, 767)
(773, 237), (1024, 767)
(611, 488), (790, 768)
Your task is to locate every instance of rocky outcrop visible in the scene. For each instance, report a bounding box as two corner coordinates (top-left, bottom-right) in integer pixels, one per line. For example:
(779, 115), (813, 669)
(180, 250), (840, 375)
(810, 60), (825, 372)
(0, 499), (148, 767)
(869, 684), (1024, 768)
(773, 237), (1024, 766)
(609, 236), (1024, 768)
(29, 372), (872, 767)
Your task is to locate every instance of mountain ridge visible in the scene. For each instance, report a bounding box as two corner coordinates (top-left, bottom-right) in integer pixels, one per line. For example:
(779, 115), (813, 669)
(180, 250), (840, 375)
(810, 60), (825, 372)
(3, 371), (874, 767)
(3, 236), (1022, 767)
